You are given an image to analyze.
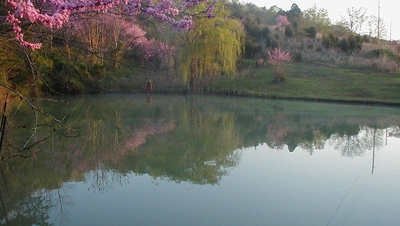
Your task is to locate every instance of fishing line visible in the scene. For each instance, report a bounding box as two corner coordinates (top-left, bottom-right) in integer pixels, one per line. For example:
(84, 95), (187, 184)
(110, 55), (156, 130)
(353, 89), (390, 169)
(341, 147), (384, 225)
(326, 156), (373, 226)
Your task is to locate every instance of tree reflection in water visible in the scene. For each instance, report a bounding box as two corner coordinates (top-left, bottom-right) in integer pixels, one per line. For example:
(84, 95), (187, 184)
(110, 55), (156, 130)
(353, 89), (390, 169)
(1, 95), (400, 224)
(329, 127), (386, 157)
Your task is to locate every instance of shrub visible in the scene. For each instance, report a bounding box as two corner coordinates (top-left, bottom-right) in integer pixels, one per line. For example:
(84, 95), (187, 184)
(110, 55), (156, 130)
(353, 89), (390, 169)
(270, 39), (279, 49)
(45, 59), (87, 94)
(367, 49), (400, 61)
(339, 39), (349, 52)
(285, 27), (293, 38)
(266, 36), (271, 47)
(260, 27), (270, 38)
(245, 40), (262, 58)
(90, 63), (106, 80)
(322, 34), (339, 49)
(348, 34), (363, 52)
(304, 27), (317, 39)
(362, 35), (371, 43)
(293, 52), (303, 62)
(348, 36), (357, 51)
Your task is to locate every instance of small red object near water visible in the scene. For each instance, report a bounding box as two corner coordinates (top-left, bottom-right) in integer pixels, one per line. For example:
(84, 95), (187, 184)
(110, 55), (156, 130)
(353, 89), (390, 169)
(145, 80), (153, 92)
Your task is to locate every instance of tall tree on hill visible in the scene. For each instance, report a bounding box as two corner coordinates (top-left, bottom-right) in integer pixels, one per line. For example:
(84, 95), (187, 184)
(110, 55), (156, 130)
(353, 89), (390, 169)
(301, 4), (331, 34)
(287, 4), (302, 20)
(340, 7), (368, 34)
(287, 3), (302, 31)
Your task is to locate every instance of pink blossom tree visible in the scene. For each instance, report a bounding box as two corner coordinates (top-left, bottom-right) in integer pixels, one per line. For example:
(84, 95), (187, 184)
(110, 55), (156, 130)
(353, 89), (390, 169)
(66, 12), (174, 68)
(267, 48), (291, 82)
(5, 0), (215, 50)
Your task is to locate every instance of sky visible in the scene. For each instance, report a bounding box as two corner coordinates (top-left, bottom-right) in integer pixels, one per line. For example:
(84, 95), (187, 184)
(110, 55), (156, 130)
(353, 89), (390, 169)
(245, 0), (399, 41)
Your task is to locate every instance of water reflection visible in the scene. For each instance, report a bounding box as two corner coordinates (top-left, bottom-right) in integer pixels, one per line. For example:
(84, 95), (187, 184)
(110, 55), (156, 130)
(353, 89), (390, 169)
(1, 94), (400, 225)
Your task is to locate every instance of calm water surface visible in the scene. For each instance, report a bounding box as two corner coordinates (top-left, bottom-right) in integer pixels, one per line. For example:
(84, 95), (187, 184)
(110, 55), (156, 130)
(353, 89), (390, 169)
(1, 94), (400, 226)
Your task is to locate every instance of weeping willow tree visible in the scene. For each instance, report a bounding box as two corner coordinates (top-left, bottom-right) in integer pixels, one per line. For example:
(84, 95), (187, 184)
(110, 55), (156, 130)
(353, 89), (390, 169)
(179, 3), (245, 84)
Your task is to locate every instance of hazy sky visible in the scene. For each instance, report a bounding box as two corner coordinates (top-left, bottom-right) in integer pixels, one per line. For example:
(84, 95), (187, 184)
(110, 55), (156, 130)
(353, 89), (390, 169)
(246, 0), (399, 40)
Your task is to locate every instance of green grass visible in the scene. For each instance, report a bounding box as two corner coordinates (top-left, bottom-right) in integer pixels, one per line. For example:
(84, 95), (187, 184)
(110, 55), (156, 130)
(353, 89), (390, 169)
(209, 64), (400, 105)
(112, 62), (400, 106)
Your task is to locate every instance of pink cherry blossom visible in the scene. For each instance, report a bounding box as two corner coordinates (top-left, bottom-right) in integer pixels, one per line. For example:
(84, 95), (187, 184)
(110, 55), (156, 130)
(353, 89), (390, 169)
(268, 48), (291, 82)
(267, 48), (291, 66)
(67, 12), (174, 58)
(6, 0), (214, 50)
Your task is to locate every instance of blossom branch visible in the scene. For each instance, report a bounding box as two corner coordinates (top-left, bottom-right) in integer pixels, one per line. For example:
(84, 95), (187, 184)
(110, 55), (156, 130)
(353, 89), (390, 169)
(6, 0), (214, 50)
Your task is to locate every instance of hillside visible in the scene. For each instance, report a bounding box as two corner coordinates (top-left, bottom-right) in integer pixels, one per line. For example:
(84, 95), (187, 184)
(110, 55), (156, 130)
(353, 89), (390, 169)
(226, 1), (400, 72)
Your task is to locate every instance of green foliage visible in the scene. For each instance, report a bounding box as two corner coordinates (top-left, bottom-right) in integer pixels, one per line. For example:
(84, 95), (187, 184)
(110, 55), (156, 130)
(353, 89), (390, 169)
(0, 41), (29, 87)
(354, 34), (363, 51)
(293, 52), (303, 62)
(292, 21), (299, 31)
(179, 3), (245, 83)
(239, 59), (257, 70)
(244, 40), (262, 58)
(339, 39), (350, 52)
(243, 18), (261, 38)
(362, 34), (371, 43)
(90, 63), (106, 80)
(334, 34), (363, 52)
(348, 35), (357, 51)
(275, 68), (286, 82)
(260, 26), (270, 38)
(30, 45), (114, 94)
(76, 62), (90, 79)
(226, 1), (279, 26)
(43, 59), (87, 94)
(346, 34), (364, 52)
(0, 40), (42, 96)
(304, 27), (317, 39)
(265, 36), (271, 47)
(33, 54), (54, 76)
(321, 33), (339, 49)
(367, 49), (400, 63)
(287, 3), (302, 23)
(301, 4), (331, 34)
(270, 39), (279, 49)
(285, 27), (293, 38)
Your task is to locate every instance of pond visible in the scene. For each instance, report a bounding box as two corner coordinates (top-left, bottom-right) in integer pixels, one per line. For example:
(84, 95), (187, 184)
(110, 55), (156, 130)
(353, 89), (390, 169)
(1, 94), (400, 225)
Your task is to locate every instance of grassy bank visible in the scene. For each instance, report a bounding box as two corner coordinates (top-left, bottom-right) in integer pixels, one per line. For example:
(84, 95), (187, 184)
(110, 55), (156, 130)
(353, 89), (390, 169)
(138, 63), (400, 106)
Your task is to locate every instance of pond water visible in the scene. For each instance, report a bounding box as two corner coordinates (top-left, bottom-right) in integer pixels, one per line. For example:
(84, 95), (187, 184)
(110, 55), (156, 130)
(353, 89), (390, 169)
(2, 94), (400, 226)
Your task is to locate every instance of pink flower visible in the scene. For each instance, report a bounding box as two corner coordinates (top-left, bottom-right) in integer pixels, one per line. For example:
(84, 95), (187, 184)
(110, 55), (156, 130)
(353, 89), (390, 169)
(6, 0), (213, 50)
(267, 48), (291, 66)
